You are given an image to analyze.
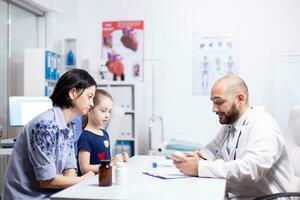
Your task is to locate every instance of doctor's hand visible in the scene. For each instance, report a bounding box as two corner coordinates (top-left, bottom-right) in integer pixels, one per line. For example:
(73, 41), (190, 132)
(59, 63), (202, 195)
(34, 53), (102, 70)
(172, 153), (200, 176)
(186, 151), (207, 160)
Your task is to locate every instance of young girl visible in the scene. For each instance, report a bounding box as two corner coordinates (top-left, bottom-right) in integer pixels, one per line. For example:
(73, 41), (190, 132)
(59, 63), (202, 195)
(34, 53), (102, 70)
(77, 89), (129, 175)
(3, 69), (97, 200)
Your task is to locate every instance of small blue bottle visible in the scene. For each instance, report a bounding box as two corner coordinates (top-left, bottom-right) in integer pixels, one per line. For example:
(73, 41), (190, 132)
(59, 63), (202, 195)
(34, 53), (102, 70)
(67, 50), (74, 66)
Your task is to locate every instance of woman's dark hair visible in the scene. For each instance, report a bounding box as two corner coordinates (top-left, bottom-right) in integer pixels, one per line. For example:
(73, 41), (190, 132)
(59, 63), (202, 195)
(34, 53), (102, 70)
(50, 69), (97, 108)
(82, 89), (113, 129)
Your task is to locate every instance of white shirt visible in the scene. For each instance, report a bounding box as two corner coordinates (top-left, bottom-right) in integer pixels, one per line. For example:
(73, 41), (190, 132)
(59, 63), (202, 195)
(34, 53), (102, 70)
(199, 107), (296, 199)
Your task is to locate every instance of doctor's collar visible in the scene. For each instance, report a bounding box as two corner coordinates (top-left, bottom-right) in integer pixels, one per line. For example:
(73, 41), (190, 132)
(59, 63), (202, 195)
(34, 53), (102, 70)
(232, 107), (252, 132)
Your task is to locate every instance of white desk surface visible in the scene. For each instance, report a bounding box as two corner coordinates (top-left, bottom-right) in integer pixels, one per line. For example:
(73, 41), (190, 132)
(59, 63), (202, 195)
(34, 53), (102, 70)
(51, 155), (226, 200)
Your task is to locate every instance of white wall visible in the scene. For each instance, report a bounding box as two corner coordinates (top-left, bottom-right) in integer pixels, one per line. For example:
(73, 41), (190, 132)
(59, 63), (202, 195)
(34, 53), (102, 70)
(59, 0), (300, 154)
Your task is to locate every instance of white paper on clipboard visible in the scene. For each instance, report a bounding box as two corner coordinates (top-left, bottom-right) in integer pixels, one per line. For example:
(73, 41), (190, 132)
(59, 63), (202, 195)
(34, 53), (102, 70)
(143, 167), (190, 179)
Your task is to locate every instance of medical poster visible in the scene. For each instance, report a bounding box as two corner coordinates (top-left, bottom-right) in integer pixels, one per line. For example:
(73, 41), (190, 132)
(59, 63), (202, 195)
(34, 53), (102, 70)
(193, 32), (238, 95)
(101, 21), (144, 82)
(45, 50), (60, 96)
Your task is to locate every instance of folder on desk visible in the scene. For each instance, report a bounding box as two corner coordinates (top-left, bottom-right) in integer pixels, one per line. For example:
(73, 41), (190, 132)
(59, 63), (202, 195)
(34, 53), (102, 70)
(143, 167), (190, 179)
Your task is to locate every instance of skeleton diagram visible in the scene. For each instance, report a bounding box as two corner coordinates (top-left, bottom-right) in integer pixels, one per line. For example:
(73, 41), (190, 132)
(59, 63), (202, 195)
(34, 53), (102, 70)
(226, 56), (235, 75)
(201, 56), (209, 95)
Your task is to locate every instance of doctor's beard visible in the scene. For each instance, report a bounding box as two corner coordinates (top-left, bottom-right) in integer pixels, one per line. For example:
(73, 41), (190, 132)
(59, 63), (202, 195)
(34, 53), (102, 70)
(217, 103), (240, 125)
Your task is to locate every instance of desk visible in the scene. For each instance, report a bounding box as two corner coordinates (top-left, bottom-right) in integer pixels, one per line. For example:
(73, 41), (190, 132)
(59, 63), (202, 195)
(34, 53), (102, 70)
(51, 156), (226, 200)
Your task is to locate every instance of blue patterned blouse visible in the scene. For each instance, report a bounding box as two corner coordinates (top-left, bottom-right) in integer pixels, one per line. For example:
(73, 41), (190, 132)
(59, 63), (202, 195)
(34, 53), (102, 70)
(2, 107), (77, 200)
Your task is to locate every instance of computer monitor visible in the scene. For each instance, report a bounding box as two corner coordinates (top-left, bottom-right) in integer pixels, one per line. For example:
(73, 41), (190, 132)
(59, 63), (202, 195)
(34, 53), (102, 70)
(9, 96), (53, 126)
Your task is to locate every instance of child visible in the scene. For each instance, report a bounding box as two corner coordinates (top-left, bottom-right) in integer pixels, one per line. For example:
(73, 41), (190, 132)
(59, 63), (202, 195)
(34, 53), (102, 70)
(77, 89), (129, 175)
(3, 69), (97, 200)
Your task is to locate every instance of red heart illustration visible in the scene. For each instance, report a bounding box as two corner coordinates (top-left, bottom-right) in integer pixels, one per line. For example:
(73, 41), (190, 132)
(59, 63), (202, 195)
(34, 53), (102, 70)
(98, 152), (106, 161)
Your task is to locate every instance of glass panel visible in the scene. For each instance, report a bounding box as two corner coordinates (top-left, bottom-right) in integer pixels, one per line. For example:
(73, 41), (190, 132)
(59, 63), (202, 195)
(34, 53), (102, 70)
(9, 3), (38, 96)
(0, 0), (9, 138)
(8, 4), (40, 137)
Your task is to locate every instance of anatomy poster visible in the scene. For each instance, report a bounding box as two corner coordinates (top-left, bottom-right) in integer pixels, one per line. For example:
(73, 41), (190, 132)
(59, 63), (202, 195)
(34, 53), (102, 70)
(193, 33), (238, 95)
(101, 21), (144, 82)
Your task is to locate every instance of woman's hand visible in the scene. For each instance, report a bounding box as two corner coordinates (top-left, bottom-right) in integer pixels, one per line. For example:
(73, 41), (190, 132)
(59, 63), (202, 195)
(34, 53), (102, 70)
(81, 171), (95, 180)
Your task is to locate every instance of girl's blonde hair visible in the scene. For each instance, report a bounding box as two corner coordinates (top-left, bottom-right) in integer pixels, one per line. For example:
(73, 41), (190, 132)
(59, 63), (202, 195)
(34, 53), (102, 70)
(82, 89), (113, 129)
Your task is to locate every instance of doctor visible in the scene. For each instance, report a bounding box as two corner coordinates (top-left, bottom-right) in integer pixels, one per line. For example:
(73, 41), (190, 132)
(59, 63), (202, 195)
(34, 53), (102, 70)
(173, 75), (295, 199)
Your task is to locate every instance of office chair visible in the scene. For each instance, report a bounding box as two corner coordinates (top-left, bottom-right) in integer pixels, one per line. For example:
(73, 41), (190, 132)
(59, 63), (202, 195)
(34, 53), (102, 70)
(254, 105), (300, 200)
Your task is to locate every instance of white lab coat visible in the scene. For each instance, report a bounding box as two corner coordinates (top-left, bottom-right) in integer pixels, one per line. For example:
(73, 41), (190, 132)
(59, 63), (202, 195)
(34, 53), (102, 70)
(199, 107), (296, 199)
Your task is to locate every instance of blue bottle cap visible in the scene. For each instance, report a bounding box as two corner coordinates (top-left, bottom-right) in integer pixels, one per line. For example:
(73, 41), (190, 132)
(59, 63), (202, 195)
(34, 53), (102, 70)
(152, 162), (158, 168)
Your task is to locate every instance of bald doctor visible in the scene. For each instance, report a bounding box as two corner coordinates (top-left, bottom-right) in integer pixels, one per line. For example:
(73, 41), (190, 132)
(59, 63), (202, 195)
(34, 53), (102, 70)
(173, 75), (296, 199)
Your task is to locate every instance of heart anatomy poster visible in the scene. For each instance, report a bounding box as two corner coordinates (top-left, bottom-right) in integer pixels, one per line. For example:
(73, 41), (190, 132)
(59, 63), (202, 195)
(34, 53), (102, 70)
(101, 21), (144, 82)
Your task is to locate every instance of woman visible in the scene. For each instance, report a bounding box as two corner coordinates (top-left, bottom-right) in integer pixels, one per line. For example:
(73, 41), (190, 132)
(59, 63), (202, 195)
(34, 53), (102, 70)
(2, 69), (97, 199)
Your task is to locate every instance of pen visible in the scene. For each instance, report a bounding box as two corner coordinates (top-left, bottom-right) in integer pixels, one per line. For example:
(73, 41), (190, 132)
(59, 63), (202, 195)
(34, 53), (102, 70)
(197, 151), (207, 160)
(152, 160), (173, 168)
(199, 155), (207, 160)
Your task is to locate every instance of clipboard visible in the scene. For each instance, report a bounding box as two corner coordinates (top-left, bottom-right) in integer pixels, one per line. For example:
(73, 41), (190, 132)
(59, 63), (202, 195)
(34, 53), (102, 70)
(142, 167), (191, 179)
(142, 172), (190, 179)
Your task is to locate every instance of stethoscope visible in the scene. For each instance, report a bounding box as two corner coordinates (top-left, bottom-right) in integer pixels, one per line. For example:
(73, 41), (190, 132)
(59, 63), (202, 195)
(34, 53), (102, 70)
(215, 119), (247, 160)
